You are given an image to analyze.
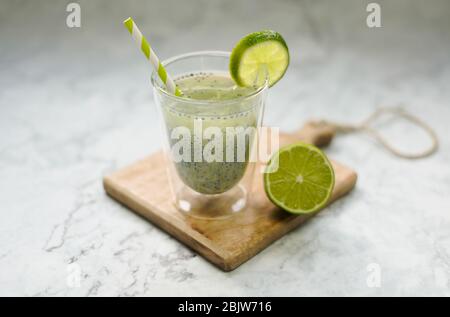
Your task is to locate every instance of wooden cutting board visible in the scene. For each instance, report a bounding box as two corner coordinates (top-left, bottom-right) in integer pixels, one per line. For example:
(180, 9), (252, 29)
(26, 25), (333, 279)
(103, 122), (357, 271)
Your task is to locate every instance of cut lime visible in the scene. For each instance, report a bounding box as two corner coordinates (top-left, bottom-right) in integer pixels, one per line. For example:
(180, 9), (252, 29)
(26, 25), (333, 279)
(264, 143), (335, 214)
(230, 30), (289, 87)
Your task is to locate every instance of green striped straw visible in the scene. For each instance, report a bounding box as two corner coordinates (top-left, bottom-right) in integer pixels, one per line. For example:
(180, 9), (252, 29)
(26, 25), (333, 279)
(123, 17), (183, 96)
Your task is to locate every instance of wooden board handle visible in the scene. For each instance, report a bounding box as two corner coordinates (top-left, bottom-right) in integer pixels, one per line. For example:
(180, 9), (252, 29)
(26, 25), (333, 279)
(279, 121), (337, 148)
(296, 121), (336, 146)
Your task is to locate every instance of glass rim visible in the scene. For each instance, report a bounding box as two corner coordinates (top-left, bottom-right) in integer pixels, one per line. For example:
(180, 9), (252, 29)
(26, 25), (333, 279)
(150, 50), (268, 105)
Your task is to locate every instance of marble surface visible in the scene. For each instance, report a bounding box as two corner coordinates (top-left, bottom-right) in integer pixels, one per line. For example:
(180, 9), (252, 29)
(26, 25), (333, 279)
(0, 0), (449, 296)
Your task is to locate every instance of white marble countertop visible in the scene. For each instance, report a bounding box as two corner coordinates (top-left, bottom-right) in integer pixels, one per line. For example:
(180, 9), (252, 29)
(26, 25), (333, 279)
(1, 0), (449, 296)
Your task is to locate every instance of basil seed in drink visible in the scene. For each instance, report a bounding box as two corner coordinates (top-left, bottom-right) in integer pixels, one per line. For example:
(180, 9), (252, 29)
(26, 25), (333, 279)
(161, 72), (261, 194)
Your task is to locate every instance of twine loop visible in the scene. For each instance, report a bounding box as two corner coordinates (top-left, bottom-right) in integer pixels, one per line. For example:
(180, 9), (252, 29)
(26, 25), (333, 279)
(319, 107), (439, 159)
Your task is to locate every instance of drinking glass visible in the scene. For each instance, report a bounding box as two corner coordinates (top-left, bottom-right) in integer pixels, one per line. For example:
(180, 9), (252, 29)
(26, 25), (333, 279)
(151, 51), (268, 219)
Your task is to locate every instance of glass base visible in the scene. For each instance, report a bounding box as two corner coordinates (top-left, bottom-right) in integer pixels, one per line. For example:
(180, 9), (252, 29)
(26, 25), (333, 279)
(175, 184), (247, 220)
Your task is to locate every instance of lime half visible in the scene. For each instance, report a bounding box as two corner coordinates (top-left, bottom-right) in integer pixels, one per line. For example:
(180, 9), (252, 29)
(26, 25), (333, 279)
(264, 143), (335, 214)
(230, 30), (289, 87)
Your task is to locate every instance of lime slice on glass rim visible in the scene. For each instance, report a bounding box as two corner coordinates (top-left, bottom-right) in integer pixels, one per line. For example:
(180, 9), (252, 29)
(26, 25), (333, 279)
(230, 30), (290, 87)
(264, 143), (335, 214)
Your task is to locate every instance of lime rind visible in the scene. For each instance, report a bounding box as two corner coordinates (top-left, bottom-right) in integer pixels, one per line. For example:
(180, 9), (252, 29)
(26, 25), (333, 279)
(264, 143), (335, 214)
(230, 30), (290, 87)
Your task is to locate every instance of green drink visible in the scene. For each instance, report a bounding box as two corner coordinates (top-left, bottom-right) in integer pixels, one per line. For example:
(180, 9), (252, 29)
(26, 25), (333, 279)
(162, 72), (259, 194)
(152, 51), (268, 218)
(123, 21), (290, 218)
(175, 72), (256, 101)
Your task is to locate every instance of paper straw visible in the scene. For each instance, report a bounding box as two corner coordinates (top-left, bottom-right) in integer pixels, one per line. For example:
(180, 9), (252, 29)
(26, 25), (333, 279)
(123, 17), (183, 96)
